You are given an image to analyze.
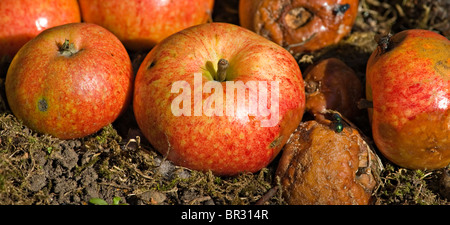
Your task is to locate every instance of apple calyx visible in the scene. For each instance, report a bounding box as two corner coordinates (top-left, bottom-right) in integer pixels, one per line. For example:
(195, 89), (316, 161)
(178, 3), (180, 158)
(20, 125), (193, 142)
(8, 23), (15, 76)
(216, 58), (229, 82)
(59, 39), (78, 57)
(305, 80), (319, 95)
(284, 7), (313, 30)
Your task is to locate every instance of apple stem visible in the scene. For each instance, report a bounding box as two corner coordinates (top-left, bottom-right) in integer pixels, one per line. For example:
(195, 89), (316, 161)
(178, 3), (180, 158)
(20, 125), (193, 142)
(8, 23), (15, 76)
(217, 59), (229, 82)
(59, 39), (78, 57)
(357, 99), (374, 109)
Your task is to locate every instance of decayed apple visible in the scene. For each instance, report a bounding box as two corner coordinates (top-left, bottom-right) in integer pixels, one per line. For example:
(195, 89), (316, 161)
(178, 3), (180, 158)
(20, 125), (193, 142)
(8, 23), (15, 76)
(133, 23), (305, 176)
(78, 0), (214, 51)
(239, 0), (358, 53)
(366, 29), (450, 169)
(5, 23), (133, 139)
(0, 0), (80, 61)
(276, 120), (382, 205)
(304, 57), (363, 124)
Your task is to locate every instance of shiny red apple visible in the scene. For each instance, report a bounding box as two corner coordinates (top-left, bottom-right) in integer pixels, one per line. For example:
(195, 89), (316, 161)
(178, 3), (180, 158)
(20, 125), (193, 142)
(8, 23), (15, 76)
(0, 0), (80, 61)
(78, 0), (214, 51)
(133, 23), (305, 176)
(5, 23), (134, 139)
(366, 29), (450, 169)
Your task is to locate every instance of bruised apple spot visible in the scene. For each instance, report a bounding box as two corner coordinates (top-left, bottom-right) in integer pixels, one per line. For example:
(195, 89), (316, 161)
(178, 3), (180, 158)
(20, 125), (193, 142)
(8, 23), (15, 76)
(269, 135), (284, 149)
(377, 122), (397, 144)
(37, 98), (48, 112)
(148, 60), (156, 70)
(435, 60), (449, 78)
(376, 110), (450, 169)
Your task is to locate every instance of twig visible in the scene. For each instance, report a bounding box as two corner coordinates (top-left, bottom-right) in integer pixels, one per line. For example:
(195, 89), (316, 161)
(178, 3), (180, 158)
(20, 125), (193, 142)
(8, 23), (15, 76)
(255, 186), (279, 205)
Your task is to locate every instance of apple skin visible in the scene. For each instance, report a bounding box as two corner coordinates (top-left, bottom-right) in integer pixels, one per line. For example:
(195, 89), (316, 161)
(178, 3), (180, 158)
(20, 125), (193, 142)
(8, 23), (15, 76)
(78, 0), (214, 51)
(0, 0), (80, 60)
(133, 23), (305, 176)
(5, 23), (134, 140)
(366, 29), (450, 170)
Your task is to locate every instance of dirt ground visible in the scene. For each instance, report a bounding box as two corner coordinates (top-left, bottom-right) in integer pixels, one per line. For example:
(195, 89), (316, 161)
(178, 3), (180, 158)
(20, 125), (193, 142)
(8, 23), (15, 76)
(0, 0), (449, 205)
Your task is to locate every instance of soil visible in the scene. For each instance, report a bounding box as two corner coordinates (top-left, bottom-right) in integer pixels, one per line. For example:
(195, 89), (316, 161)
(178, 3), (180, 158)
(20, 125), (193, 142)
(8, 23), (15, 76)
(0, 0), (449, 205)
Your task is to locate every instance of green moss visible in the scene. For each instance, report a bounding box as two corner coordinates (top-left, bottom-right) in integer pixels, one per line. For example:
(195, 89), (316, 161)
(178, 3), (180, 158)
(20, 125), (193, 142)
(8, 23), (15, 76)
(0, 175), (5, 191)
(375, 163), (445, 205)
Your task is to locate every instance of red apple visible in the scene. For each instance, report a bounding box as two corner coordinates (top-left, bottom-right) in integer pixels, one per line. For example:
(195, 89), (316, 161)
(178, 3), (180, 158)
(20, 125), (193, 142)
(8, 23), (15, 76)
(0, 0), (80, 60)
(366, 29), (450, 169)
(133, 23), (305, 176)
(5, 23), (133, 139)
(78, 0), (214, 51)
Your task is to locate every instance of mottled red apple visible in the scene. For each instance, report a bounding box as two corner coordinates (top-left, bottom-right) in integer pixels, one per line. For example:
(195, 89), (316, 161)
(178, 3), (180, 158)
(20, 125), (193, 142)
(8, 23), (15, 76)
(5, 23), (133, 139)
(0, 0), (80, 60)
(366, 29), (450, 169)
(134, 23), (305, 176)
(78, 0), (214, 51)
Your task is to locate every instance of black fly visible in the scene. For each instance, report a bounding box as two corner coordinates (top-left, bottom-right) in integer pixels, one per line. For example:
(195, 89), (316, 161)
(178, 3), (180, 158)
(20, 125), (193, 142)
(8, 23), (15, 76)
(374, 32), (393, 54)
(333, 4), (350, 15)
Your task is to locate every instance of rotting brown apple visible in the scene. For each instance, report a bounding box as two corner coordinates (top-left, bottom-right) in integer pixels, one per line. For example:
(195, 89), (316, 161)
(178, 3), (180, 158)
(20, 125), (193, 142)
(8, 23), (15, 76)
(304, 57), (363, 124)
(239, 0), (359, 54)
(276, 120), (383, 205)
